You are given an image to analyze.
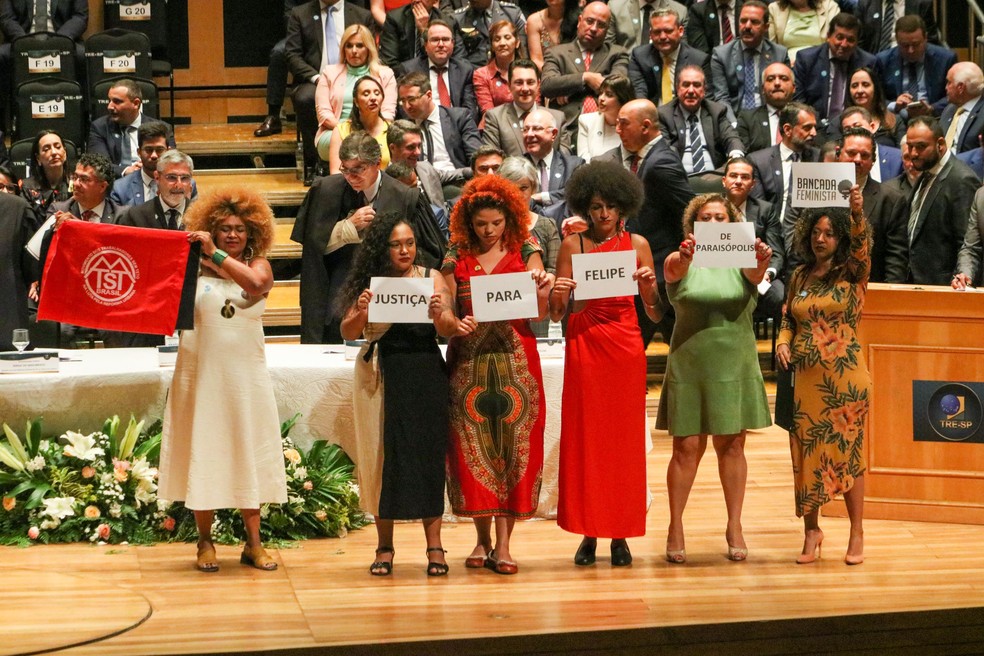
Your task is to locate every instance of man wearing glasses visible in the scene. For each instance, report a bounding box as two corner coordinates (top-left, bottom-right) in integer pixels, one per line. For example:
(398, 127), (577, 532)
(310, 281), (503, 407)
(291, 132), (445, 343)
(118, 150), (195, 232)
(110, 124), (198, 208)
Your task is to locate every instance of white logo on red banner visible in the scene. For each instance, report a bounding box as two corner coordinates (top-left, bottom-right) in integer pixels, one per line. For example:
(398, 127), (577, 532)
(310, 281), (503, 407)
(81, 247), (141, 306)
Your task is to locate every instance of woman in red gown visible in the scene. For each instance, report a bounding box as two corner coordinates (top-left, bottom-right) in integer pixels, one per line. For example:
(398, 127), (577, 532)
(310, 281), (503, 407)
(442, 175), (552, 575)
(550, 161), (661, 566)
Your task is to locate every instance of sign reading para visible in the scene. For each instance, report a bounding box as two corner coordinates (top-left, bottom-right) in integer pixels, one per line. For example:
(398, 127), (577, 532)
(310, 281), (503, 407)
(791, 162), (855, 208)
(571, 249), (637, 300)
(693, 222), (756, 268)
(469, 271), (538, 322)
(368, 276), (434, 324)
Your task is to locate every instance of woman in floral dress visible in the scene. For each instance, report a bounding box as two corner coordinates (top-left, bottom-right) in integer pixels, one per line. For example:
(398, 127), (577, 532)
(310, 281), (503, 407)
(777, 186), (871, 566)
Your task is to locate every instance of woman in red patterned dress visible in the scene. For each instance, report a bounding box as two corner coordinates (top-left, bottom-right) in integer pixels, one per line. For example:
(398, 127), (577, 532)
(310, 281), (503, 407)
(442, 175), (552, 575)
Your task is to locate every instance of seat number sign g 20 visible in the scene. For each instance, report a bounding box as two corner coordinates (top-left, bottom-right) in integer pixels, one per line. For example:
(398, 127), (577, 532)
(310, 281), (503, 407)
(120, 0), (151, 21)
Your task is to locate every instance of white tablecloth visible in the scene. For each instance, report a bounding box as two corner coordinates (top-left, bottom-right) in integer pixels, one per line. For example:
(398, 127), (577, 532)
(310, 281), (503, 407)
(0, 345), (566, 517)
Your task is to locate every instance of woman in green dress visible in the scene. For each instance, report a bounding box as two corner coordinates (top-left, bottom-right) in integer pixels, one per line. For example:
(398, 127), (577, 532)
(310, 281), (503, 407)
(657, 193), (774, 564)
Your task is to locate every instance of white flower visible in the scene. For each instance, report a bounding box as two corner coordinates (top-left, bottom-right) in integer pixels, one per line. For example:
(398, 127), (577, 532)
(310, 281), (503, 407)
(109, 502), (122, 518)
(260, 505), (270, 518)
(62, 432), (105, 461)
(347, 482), (360, 496)
(293, 466), (308, 481)
(99, 472), (116, 487)
(130, 458), (159, 487)
(24, 455), (46, 472)
(134, 486), (155, 507)
(38, 440), (50, 451)
(156, 499), (169, 512)
(40, 518), (60, 529)
(40, 496), (76, 521)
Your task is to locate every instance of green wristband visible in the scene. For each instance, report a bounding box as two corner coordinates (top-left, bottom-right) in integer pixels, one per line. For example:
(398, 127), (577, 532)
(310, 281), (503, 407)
(211, 249), (228, 266)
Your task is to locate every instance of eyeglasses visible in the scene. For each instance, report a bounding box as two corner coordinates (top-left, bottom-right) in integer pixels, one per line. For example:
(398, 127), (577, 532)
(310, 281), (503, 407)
(339, 164), (369, 176)
(140, 146), (168, 155)
(398, 94), (423, 105)
(162, 174), (193, 184)
(70, 173), (99, 184)
(0, 183), (17, 194)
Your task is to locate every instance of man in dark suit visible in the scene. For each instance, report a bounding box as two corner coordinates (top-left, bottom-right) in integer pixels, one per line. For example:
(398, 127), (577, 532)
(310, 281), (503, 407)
(709, 0), (788, 117)
(904, 116), (981, 285)
(541, 2), (629, 142)
(291, 133), (445, 343)
(939, 62), (984, 155)
(87, 79), (176, 180)
(450, 0), (526, 66)
(387, 119), (462, 227)
(607, 0), (687, 51)
(685, 0), (743, 54)
(854, 0), (940, 54)
(285, 0), (375, 184)
(953, 185), (984, 289)
(397, 20), (478, 121)
(109, 122), (198, 208)
(397, 71), (481, 173)
(522, 108), (583, 208)
(792, 13), (876, 135)
(254, 1), (303, 138)
(482, 59), (568, 157)
(839, 106), (904, 181)
(737, 61), (794, 152)
(658, 65), (744, 174)
(380, 0), (451, 67)
(618, 98), (695, 344)
(0, 180), (36, 351)
(628, 8), (709, 107)
(876, 15), (955, 119)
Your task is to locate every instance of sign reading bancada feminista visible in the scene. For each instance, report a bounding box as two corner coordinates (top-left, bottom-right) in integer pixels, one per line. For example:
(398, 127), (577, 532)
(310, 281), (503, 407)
(791, 162), (855, 208)
(368, 276), (434, 323)
(469, 271), (539, 322)
(693, 222), (756, 268)
(571, 249), (637, 300)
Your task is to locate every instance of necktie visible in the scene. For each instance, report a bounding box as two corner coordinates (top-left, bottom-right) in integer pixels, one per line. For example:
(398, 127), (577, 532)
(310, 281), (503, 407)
(785, 151), (800, 203)
(122, 126), (135, 165)
(774, 111), (783, 145)
(538, 159), (550, 195)
(82, 209), (95, 222)
(661, 55), (674, 104)
(742, 49), (758, 109)
(719, 4), (733, 44)
(165, 209), (178, 230)
(582, 52), (598, 113)
(906, 62), (920, 99)
(629, 153), (640, 173)
(434, 67), (452, 107)
(32, 0), (46, 33)
(945, 107), (966, 150)
(325, 5), (339, 66)
(688, 114), (706, 174)
(422, 120), (435, 163)
(356, 191), (368, 208)
(828, 60), (846, 119)
(880, 0), (895, 51)
(642, 3), (655, 35)
(908, 171), (934, 242)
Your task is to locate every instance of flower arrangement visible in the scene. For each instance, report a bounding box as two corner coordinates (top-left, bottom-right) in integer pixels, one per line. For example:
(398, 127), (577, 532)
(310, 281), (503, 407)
(0, 414), (366, 546)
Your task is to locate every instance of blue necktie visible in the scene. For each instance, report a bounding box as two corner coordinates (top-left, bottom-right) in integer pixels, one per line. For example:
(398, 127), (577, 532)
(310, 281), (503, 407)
(688, 114), (707, 174)
(742, 49), (758, 109)
(325, 6), (339, 65)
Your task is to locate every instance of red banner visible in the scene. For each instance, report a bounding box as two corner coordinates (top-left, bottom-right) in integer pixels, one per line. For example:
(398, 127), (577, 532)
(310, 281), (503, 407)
(37, 221), (199, 335)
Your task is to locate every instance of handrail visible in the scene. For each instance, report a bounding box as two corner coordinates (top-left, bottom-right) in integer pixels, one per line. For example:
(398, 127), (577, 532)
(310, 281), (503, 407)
(955, 0), (984, 63)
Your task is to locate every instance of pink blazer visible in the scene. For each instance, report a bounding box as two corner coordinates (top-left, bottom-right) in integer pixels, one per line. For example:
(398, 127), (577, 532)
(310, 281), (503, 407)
(314, 64), (397, 145)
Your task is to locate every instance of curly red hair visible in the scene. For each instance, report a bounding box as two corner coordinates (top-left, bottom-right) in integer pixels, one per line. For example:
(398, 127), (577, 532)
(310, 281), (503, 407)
(448, 175), (530, 255)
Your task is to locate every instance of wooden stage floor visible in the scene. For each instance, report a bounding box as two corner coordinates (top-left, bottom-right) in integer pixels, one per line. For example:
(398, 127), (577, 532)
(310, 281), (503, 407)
(3, 424), (984, 656)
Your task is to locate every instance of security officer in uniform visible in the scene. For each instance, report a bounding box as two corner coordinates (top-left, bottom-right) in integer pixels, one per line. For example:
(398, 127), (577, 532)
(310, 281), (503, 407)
(451, 0), (527, 66)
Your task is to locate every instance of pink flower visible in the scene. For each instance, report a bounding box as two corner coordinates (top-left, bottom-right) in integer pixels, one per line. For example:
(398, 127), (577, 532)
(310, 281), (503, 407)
(314, 510), (327, 521)
(113, 460), (130, 483)
(81, 466), (96, 479)
(303, 480), (313, 490)
(2, 496), (15, 511)
(27, 526), (39, 540)
(96, 523), (111, 540)
(84, 505), (101, 519)
(161, 517), (176, 531)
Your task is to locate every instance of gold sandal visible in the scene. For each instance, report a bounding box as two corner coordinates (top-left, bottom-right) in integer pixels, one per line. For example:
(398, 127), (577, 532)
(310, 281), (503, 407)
(240, 545), (277, 571)
(196, 542), (219, 573)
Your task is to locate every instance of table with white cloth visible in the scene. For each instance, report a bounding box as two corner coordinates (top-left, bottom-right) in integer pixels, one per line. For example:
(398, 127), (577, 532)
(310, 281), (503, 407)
(0, 344), (572, 518)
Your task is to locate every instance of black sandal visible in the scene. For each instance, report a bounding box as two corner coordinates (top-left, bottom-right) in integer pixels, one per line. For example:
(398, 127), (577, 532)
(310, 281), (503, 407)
(369, 547), (394, 576)
(426, 547), (449, 577)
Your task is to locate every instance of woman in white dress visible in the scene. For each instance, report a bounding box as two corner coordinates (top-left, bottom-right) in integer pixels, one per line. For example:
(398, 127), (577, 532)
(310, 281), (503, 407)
(576, 74), (634, 162)
(159, 187), (288, 573)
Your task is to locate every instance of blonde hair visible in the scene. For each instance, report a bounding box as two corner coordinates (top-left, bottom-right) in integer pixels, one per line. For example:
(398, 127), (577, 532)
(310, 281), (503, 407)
(341, 24), (381, 78)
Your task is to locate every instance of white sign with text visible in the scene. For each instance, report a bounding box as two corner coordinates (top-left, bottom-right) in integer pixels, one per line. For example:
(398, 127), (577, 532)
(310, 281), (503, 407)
(693, 222), (756, 268)
(368, 276), (434, 323)
(571, 249), (637, 300)
(469, 271), (538, 322)
(791, 162), (855, 208)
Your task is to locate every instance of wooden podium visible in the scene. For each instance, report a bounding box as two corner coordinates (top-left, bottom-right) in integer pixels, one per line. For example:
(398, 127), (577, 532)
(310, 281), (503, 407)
(824, 283), (984, 525)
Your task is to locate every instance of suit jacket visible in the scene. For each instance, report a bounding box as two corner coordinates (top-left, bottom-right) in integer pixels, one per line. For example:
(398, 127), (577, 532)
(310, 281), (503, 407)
(450, 0), (527, 67)
(284, 0), (375, 81)
(541, 42), (629, 136)
(525, 150), (584, 205)
(855, 0), (941, 53)
(858, 177), (909, 284)
(957, 147), (984, 181)
(657, 98), (745, 170)
(109, 169), (200, 207)
(940, 95), (984, 155)
(908, 156), (980, 284)
(955, 185), (984, 285)
(628, 41), (709, 107)
(397, 56), (478, 121)
(743, 194), (785, 274)
(607, 0), (688, 51)
(792, 44), (877, 124)
(737, 104), (777, 153)
(0, 0), (87, 40)
(626, 137), (695, 278)
(0, 191), (35, 350)
(876, 143), (904, 181)
(38, 196), (121, 283)
(710, 39), (789, 114)
(290, 173), (445, 342)
(747, 144), (820, 206)
(378, 4), (450, 68)
(482, 103), (569, 157)
(685, 0), (745, 54)
(117, 196), (184, 230)
(86, 117), (176, 178)
(433, 105), (482, 169)
(876, 44), (955, 115)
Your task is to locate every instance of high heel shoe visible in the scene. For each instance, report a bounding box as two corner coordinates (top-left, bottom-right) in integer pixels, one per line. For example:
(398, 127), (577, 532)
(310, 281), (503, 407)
(727, 545), (748, 562)
(845, 533), (864, 565)
(369, 546), (394, 576)
(426, 547), (449, 576)
(665, 548), (687, 564)
(796, 530), (824, 564)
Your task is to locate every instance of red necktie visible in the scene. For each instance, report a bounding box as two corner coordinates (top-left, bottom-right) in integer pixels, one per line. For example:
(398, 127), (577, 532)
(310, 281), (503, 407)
(629, 154), (639, 173)
(82, 210), (95, 222)
(434, 67), (452, 107)
(719, 5), (733, 44)
(582, 52), (598, 114)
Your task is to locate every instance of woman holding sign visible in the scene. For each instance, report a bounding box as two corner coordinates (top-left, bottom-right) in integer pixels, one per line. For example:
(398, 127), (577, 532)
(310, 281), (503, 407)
(338, 212), (458, 576)
(776, 190), (871, 565)
(549, 161), (660, 567)
(442, 175), (551, 575)
(657, 194), (773, 564)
